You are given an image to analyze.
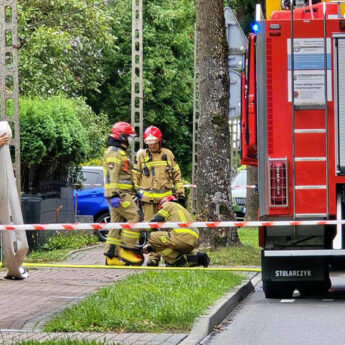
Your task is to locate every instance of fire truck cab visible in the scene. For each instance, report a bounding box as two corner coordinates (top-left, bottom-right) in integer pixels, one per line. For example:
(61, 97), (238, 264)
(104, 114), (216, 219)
(241, 0), (345, 298)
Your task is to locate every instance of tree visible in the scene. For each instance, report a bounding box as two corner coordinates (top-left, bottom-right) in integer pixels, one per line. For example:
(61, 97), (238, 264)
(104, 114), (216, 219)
(86, 0), (195, 178)
(195, 0), (239, 247)
(17, 0), (117, 97)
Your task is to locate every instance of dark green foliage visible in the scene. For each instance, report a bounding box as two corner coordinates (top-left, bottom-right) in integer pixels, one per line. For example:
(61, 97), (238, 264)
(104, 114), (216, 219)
(87, 0), (195, 178)
(18, 0), (116, 97)
(16, 0), (259, 185)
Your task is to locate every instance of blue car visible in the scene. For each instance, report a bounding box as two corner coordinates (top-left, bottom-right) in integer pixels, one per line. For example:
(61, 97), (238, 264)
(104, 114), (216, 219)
(74, 166), (109, 241)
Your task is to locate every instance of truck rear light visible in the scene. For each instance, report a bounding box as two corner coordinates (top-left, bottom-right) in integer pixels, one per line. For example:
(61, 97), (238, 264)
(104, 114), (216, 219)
(269, 158), (288, 207)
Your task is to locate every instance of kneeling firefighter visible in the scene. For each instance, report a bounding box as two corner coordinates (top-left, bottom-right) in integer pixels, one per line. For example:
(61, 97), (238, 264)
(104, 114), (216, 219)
(103, 121), (144, 266)
(145, 196), (210, 267)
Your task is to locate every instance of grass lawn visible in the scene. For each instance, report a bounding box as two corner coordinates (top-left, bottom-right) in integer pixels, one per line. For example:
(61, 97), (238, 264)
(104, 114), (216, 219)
(207, 227), (260, 267)
(44, 270), (243, 333)
(25, 232), (99, 263)
(25, 226), (259, 334)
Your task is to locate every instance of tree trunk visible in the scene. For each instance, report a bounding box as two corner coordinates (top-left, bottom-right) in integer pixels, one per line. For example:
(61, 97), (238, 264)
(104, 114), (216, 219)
(195, 0), (239, 248)
(245, 165), (259, 221)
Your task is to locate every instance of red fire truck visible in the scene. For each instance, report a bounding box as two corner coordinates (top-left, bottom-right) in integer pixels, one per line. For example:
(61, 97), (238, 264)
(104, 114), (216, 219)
(241, 0), (345, 298)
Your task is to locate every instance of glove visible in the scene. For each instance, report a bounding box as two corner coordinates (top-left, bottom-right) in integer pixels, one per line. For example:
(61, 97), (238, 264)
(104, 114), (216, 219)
(110, 196), (120, 208)
(177, 195), (186, 207)
(136, 190), (143, 200)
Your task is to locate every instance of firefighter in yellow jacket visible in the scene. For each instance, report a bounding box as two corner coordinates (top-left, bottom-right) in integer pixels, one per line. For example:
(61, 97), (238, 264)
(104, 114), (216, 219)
(145, 195), (210, 267)
(132, 126), (185, 266)
(103, 121), (144, 266)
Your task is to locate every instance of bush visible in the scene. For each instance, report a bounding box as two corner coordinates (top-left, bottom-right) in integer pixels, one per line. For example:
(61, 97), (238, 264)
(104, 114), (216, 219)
(20, 95), (109, 193)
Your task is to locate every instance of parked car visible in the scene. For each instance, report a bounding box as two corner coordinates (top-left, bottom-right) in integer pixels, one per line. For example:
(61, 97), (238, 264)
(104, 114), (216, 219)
(73, 166), (109, 241)
(231, 169), (247, 220)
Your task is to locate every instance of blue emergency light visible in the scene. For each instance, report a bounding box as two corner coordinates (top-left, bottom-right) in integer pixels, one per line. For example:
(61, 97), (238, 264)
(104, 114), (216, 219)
(252, 23), (259, 33)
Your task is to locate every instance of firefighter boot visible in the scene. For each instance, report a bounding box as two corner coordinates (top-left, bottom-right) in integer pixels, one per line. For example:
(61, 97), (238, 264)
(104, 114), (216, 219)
(186, 254), (199, 267)
(147, 259), (159, 267)
(105, 256), (127, 266)
(197, 251), (210, 267)
(166, 255), (187, 267)
(119, 247), (144, 265)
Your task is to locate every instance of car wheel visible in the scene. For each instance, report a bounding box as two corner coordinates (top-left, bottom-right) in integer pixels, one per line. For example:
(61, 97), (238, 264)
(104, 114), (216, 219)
(94, 213), (110, 242)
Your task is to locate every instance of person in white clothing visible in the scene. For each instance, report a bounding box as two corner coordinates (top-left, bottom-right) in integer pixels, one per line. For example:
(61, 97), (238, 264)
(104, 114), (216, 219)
(0, 133), (10, 146)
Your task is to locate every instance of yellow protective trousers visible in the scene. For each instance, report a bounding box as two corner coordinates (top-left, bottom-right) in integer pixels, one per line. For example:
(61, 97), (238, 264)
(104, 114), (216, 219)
(142, 202), (161, 264)
(148, 230), (198, 264)
(142, 202), (159, 222)
(104, 193), (141, 258)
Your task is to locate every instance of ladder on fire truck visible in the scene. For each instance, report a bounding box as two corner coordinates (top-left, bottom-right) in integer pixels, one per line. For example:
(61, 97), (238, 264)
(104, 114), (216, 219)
(290, 1), (345, 249)
(290, 1), (329, 220)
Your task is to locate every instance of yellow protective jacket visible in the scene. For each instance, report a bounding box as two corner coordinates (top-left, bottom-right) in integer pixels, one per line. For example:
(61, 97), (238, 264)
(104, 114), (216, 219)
(103, 146), (135, 199)
(151, 201), (199, 241)
(132, 147), (185, 203)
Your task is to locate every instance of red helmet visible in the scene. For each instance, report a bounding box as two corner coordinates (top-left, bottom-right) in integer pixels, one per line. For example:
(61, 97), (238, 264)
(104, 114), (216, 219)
(144, 126), (162, 144)
(111, 122), (136, 143)
(158, 195), (177, 209)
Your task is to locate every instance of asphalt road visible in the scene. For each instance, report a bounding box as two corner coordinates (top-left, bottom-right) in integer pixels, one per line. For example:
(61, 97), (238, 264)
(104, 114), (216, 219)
(202, 272), (345, 345)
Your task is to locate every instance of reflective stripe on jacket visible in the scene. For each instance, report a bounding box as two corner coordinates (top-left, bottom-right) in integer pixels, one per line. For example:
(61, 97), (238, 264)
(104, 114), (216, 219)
(132, 147), (185, 203)
(103, 146), (135, 198)
(155, 202), (199, 239)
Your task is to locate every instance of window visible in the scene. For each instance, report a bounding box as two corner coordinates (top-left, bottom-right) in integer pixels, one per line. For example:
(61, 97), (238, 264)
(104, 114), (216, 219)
(82, 170), (103, 189)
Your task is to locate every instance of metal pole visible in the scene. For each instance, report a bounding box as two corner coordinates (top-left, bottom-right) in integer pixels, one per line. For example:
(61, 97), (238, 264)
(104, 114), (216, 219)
(0, 0), (20, 265)
(290, 0), (296, 219)
(192, 26), (200, 213)
(131, 0), (144, 160)
(323, 2), (329, 217)
(0, 0), (20, 193)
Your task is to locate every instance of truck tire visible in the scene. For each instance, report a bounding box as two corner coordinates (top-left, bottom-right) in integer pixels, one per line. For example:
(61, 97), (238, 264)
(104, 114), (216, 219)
(263, 281), (294, 299)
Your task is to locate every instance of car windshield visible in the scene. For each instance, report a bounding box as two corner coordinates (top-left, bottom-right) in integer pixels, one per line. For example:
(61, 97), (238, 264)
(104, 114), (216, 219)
(232, 171), (246, 188)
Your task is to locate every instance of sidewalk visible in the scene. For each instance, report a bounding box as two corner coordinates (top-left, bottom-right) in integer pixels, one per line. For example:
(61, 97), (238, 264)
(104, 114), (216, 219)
(0, 245), (257, 345)
(0, 245), (188, 344)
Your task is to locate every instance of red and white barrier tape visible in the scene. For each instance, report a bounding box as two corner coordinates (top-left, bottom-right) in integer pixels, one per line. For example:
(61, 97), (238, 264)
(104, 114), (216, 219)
(232, 185), (257, 189)
(183, 184), (196, 188)
(1, 219), (345, 231)
(81, 184), (197, 188)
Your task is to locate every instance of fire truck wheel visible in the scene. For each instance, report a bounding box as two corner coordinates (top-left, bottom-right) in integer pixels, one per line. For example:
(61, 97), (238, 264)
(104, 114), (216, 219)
(263, 281), (294, 299)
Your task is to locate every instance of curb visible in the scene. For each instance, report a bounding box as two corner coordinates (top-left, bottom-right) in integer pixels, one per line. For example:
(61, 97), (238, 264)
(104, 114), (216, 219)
(178, 272), (261, 345)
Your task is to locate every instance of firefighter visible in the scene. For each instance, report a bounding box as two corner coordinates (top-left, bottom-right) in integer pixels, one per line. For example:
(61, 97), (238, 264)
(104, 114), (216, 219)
(103, 121), (144, 266)
(132, 126), (185, 266)
(145, 195), (210, 267)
